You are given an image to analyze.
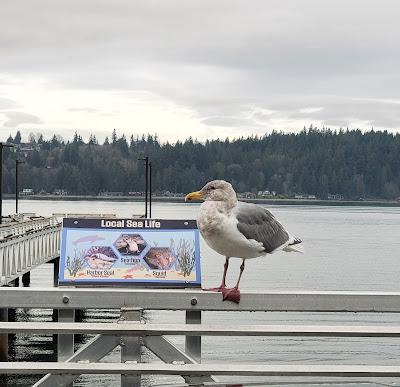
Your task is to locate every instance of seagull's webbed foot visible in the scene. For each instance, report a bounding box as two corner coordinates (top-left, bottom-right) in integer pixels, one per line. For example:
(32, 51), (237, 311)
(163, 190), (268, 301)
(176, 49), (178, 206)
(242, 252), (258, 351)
(221, 287), (241, 304)
(202, 285), (226, 292)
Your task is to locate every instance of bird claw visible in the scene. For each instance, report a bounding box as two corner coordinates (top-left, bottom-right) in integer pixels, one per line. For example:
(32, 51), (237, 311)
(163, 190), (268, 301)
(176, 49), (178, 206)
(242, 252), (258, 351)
(221, 287), (241, 304)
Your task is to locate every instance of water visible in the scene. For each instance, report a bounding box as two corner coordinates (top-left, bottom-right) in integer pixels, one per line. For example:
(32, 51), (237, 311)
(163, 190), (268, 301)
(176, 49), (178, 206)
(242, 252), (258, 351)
(4, 199), (400, 386)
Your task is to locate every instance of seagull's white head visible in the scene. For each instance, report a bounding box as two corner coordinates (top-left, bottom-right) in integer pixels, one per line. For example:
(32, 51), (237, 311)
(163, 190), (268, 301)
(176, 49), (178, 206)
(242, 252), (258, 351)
(185, 180), (237, 203)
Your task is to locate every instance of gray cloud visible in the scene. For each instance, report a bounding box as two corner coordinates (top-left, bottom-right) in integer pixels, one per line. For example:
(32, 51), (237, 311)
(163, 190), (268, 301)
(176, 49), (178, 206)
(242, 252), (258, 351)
(0, 98), (17, 110)
(1, 0), (400, 138)
(2, 112), (42, 128)
(68, 107), (97, 113)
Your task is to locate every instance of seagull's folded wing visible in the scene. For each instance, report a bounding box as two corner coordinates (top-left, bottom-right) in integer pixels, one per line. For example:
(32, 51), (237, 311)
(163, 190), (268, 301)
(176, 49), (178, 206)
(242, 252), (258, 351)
(235, 202), (290, 253)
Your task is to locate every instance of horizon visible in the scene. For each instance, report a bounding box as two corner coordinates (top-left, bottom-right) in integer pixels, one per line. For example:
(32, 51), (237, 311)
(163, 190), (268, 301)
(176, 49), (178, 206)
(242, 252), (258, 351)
(4, 125), (400, 146)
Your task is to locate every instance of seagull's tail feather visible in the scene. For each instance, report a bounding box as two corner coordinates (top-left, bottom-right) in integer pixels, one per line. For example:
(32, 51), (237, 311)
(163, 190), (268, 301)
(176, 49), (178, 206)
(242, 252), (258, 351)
(283, 236), (304, 253)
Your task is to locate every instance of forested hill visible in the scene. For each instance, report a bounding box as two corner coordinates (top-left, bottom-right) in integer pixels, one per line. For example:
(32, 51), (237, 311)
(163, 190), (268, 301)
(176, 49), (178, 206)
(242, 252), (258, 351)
(2, 128), (400, 200)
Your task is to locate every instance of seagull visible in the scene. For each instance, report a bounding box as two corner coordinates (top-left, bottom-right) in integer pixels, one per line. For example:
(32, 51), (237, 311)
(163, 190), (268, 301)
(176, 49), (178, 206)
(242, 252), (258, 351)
(185, 180), (303, 303)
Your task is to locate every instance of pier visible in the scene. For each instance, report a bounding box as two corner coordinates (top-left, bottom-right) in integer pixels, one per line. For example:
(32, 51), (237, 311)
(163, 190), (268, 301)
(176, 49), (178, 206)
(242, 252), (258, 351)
(1, 217), (400, 386)
(0, 215), (61, 286)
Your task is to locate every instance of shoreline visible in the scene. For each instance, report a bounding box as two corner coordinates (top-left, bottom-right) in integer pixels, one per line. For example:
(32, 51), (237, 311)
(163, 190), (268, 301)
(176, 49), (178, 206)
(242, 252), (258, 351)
(7, 194), (400, 207)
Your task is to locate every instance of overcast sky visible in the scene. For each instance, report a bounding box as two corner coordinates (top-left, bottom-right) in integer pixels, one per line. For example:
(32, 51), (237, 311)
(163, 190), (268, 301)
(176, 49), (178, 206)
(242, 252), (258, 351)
(1, 0), (399, 143)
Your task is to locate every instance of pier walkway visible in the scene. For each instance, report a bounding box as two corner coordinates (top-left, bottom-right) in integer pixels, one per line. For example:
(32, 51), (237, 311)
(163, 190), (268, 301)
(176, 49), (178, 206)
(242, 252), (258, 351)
(0, 215), (60, 286)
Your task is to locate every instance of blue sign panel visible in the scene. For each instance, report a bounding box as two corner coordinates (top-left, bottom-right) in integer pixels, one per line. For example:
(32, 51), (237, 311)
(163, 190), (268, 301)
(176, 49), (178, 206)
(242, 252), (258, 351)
(59, 218), (201, 287)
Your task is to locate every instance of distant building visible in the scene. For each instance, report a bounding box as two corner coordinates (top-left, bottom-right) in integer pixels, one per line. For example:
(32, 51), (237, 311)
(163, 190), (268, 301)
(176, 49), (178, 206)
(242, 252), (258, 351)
(20, 188), (34, 195)
(294, 194), (316, 200)
(99, 191), (124, 196)
(328, 193), (344, 200)
(257, 190), (276, 198)
(238, 192), (256, 199)
(54, 189), (68, 196)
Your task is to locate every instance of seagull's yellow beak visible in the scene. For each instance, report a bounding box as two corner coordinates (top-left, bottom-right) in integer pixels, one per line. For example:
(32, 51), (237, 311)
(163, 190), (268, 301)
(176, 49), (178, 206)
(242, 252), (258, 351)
(185, 191), (204, 201)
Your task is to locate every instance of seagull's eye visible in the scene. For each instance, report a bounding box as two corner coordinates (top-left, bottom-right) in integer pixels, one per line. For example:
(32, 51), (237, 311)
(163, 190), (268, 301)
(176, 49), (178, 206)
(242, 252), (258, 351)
(209, 185), (216, 190)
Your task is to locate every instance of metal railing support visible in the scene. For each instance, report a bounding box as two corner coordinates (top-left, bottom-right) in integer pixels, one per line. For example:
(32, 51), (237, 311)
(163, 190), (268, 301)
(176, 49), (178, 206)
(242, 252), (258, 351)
(58, 308), (75, 387)
(34, 334), (120, 387)
(185, 310), (201, 363)
(22, 271), (30, 287)
(0, 308), (7, 362)
(120, 307), (142, 387)
(53, 258), (59, 287)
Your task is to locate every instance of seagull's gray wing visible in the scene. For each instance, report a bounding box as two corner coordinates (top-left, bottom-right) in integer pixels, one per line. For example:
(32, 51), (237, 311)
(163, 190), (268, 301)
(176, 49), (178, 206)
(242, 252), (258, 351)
(236, 202), (289, 253)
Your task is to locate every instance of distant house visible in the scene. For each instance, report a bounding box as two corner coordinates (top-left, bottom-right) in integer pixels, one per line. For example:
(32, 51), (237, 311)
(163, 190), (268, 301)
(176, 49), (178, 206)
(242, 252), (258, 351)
(328, 193), (344, 200)
(20, 188), (34, 196)
(54, 189), (68, 196)
(99, 191), (124, 196)
(14, 142), (41, 152)
(294, 194), (316, 200)
(128, 191), (143, 196)
(257, 190), (275, 198)
(238, 192), (256, 199)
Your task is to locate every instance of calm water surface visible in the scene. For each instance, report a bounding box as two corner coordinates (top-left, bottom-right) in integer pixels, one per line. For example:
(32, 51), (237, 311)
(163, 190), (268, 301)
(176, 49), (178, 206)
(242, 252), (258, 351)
(4, 199), (400, 386)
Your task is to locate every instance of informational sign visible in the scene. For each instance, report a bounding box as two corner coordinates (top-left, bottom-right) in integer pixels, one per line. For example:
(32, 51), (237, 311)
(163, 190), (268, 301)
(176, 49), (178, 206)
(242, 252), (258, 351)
(59, 218), (201, 287)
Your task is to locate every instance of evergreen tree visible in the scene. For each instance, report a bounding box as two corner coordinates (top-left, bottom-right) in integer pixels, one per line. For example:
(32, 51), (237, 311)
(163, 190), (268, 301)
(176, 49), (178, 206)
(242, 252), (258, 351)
(14, 130), (22, 144)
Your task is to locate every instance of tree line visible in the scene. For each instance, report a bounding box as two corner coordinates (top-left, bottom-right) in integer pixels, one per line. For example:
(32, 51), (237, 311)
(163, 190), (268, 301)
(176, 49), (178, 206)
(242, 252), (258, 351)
(2, 127), (400, 200)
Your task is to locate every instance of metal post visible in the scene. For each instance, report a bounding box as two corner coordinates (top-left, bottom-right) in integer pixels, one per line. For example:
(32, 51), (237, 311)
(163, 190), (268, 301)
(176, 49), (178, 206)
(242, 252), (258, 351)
(58, 308), (75, 387)
(0, 308), (7, 362)
(120, 307), (142, 387)
(144, 157), (148, 218)
(0, 145), (3, 225)
(52, 259), (60, 325)
(15, 159), (25, 214)
(138, 156), (149, 218)
(0, 143), (14, 224)
(185, 310), (201, 363)
(15, 158), (18, 214)
(149, 162), (152, 218)
(22, 271), (30, 287)
(53, 258), (59, 288)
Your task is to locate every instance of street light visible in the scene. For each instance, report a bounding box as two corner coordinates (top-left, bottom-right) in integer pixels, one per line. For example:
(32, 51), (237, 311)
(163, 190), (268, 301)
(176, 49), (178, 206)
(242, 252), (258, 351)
(138, 156), (149, 218)
(0, 143), (15, 224)
(149, 162), (152, 218)
(15, 159), (26, 214)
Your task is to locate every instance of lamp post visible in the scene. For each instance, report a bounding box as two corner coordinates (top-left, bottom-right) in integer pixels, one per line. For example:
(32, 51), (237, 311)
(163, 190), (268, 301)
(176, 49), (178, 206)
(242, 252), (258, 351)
(0, 143), (14, 224)
(15, 159), (26, 214)
(138, 156), (149, 218)
(149, 162), (152, 218)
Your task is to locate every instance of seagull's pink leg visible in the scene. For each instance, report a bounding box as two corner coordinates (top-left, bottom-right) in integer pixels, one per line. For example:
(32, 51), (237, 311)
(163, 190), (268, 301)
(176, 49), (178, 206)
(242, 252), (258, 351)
(203, 257), (230, 292)
(222, 259), (245, 304)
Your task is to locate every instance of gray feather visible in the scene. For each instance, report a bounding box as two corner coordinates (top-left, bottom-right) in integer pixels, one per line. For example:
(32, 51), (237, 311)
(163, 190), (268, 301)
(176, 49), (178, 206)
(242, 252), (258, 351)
(236, 202), (289, 253)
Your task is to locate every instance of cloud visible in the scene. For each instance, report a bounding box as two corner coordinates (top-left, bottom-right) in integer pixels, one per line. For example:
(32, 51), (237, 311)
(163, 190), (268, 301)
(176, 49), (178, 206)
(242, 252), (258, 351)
(0, 0), (400, 141)
(2, 111), (42, 128)
(68, 107), (97, 113)
(0, 97), (17, 110)
(299, 107), (324, 114)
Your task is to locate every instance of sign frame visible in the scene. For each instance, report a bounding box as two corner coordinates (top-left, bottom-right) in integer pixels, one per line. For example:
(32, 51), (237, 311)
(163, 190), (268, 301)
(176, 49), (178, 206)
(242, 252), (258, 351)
(59, 218), (201, 287)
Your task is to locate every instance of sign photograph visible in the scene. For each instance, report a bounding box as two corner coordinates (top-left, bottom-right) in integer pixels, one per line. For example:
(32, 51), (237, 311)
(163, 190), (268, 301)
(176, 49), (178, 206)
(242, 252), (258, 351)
(59, 218), (201, 286)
